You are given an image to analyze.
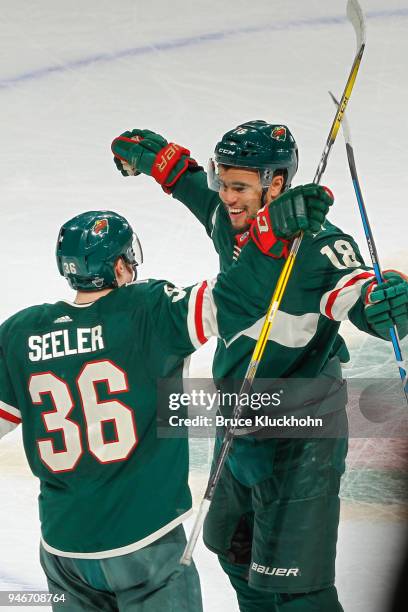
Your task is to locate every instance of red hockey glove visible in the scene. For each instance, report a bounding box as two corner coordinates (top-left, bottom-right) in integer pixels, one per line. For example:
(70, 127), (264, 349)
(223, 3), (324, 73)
(111, 129), (198, 193)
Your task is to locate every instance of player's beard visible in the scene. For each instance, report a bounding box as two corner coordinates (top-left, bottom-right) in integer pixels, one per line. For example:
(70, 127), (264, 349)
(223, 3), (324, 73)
(231, 215), (256, 234)
(225, 205), (259, 233)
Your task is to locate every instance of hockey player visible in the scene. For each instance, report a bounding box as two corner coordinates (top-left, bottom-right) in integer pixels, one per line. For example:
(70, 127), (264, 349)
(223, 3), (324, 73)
(0, 200), (335, 612)
(111, 121), (408, 612)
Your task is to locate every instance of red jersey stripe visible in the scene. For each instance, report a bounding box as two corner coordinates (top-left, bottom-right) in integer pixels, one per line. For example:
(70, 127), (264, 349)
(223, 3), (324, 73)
(0, 407), (21, 424)
(325, 272), (373, 320)
(194, 281), (208, 345)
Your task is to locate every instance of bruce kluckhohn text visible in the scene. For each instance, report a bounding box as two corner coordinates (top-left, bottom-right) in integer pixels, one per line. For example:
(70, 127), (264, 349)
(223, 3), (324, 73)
(168, 414), (324, 428)
(167, 390), (323, 429)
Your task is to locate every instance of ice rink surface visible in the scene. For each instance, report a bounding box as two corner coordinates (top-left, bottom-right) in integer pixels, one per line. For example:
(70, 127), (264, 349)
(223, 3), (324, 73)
(1, 1), (407, 610)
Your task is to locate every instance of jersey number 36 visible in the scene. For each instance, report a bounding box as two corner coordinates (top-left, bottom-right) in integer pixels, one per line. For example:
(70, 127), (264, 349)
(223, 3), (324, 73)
(28, 360), (137, 473)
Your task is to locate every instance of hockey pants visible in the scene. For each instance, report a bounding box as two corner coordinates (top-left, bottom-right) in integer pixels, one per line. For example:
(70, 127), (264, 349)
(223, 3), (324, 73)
(219, 556), (344, 612)
(40, 524), (202, 612)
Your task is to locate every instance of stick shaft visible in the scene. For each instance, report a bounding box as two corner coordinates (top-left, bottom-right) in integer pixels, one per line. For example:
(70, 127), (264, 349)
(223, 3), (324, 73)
(345, 141), (408, 400)
(329, 89), (408, 401)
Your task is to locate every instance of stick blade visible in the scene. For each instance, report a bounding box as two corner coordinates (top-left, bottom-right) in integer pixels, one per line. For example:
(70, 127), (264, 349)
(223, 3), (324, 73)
(347, 0), (366, 49)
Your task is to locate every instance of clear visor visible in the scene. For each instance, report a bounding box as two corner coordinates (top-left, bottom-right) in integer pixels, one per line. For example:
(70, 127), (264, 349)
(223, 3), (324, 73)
(124, 233), (143, 268)
(207, 158), (274, 192)
(207, 158), (222, 191)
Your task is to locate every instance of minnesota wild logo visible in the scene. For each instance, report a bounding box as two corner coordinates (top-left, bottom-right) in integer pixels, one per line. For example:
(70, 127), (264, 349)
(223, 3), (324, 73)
(93, 219), (109, 235)
(271, 126), (286, 141)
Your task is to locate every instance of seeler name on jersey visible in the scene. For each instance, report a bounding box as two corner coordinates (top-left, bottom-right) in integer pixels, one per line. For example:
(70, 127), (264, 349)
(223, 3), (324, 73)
(28, 325), (104, 362)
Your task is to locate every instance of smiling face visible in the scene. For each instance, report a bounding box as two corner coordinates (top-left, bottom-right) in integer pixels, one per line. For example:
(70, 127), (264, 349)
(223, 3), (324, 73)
(218, 166), (264, 231)
(218, 165), (284, 231)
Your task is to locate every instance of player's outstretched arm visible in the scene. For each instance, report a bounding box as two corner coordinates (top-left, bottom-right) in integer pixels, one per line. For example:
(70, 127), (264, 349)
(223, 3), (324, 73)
(296, 226), (408, 342)
(111, 129), (220, 234)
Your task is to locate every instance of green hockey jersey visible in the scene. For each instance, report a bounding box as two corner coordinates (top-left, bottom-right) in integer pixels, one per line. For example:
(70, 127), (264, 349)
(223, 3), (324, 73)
(169, 168), (380, 483)
(172, 168), (377, 382)
(0, 243), (280, 558)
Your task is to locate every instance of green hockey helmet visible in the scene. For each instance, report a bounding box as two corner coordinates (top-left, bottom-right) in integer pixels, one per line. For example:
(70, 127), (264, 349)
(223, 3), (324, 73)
(208, 120), (298, 191)
(56, 210), (143, 291)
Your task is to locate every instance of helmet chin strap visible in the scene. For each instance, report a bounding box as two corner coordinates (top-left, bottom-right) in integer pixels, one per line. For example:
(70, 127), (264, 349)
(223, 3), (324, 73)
(131, 264), (138, 283)
(261, 176), (288, 208)
(261, 187), (269, 207)
(116, 256), (138, 285)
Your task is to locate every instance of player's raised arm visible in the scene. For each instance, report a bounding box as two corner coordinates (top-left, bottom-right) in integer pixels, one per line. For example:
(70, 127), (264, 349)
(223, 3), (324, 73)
(111, 129), (219, 235)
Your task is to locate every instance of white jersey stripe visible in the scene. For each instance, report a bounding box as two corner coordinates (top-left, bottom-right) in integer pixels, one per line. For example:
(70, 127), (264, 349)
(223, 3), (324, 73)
(0, 401), (21, 439)
(201, 278), (219, 340)
(320, 269), (375, 321)
(41, 509), (193, 559)
(225, 311), (320, 349)
(187, 280), (219, 348)
(187, 284), (202, 349)
(0, 400), (21, 421)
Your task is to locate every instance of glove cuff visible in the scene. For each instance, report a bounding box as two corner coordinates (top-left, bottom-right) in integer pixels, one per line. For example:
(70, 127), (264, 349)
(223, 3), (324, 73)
(250, 207), (290, 259)
(362, 269), (408, 306)
(151, 143), (197, 192)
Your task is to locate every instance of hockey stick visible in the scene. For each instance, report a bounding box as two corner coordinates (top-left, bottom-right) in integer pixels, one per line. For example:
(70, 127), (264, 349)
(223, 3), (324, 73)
(329, 91), (408, 403)
(180, 0), (366, 566)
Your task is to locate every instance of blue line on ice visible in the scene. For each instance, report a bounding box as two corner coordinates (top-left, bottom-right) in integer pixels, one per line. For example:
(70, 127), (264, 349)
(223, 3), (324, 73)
(0, 9), (407, 89)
